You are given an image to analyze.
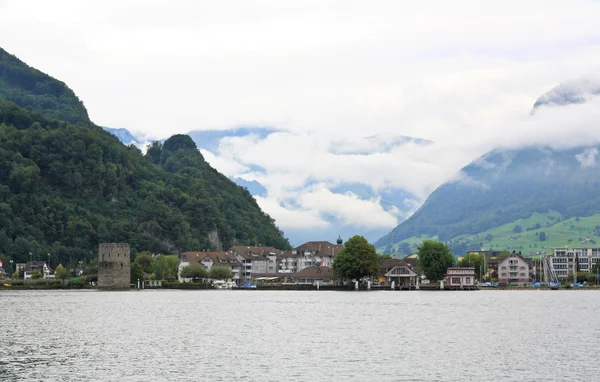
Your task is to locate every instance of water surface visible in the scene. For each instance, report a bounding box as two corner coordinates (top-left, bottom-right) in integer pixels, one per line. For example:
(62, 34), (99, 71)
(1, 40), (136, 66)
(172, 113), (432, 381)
(1, 290), (599, 381)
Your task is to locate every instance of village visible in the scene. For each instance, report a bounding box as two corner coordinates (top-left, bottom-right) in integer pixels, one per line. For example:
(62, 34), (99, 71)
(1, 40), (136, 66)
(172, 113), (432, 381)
(3, 237), (599, 291)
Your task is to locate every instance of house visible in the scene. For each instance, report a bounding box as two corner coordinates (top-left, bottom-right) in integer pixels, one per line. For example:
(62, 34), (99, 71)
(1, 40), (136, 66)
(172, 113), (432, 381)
(498, 253), (531, 285)
(291, 264), (337, 285)
(445, 267), (476, 288)
(383, 261), (419, 287)
(179, 251), (243, 285)
(23, 261), (52, 279)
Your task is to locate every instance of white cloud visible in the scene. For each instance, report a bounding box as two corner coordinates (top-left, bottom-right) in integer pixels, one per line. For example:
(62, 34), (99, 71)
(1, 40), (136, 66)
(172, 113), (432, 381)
(253, 196), (329, 230)
(298, 185), (399, 229)
(2, 0), (600, 243)
(200, 149), (249, 176)
(576, 148), (599, 168)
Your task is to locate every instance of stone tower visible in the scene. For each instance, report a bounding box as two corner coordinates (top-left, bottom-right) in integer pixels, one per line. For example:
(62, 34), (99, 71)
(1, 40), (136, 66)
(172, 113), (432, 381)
(98, 243), (131, 289)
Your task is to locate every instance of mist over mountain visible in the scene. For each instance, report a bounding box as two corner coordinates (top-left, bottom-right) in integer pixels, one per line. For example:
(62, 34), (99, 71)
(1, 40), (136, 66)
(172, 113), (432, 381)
(532, 78), (600, 110)
(376, 79), (600, 255)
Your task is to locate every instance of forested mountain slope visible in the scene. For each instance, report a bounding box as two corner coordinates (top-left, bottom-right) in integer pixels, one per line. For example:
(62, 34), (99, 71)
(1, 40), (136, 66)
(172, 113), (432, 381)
(0, 48), (289, 265)
(0, 48), (89, 124)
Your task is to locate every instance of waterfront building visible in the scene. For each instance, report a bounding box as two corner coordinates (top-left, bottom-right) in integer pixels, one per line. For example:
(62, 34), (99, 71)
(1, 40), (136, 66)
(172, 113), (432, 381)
(229, 246), (280, 284)
(548, 247), (600, 279)
(383, 261), (419, 287)
(179, 251), (242, 285)
(291, 264), (337, 285)
(445, 267), (476, 288)
(497, 253), (531, 285)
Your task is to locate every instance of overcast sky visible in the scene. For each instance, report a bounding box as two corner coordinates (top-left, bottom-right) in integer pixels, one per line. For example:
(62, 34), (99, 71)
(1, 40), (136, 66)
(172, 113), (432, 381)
(2, 0), (600, 244)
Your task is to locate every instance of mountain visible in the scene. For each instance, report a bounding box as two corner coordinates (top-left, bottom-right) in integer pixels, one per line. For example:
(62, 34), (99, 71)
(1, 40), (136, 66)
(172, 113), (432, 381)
(375, 145), (600, 253)
(0, 48), (89, 124)
(103, 127), (142, 145)
(376, 79), (600, 256)
(533, 78), (600, 110)
(0, 47), (290, 266)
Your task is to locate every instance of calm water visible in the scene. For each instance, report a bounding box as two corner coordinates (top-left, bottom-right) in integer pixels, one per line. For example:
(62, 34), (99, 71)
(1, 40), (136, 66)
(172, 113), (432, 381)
(1, 290), (599, 381)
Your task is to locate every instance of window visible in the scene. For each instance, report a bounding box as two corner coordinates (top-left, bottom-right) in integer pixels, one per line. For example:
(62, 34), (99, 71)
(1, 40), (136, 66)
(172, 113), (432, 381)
(520, 266), (525, 270)
(520, 273), (526, 277)
(501, 273), (506, 277)
(501, 266), (507, 270)
(451, 277), (461, 284)
(121, 263), (123, 268)
(465, 277), (471, 284)
(104, 263), (108, 269)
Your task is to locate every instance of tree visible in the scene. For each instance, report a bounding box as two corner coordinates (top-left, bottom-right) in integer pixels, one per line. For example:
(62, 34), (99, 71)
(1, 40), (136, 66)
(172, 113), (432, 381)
(332, 235), (379, 282)
(485, 234), (493, 241)
(130, 262), (145, 283)
(134, 252), (154, 274)
(31, 270), (43, 279)
(458, 252), (485, 280)
(417, 240), (455, 282)
(592, 260), (600, 275)
(180, 264), (208, 281)
(513, 225), (522, 233)
(209, 265), (232, 280)
(55, 263), (70, 282)
(11, 271), (19, 279)
(153, 255), (180, 280)
(539, 232), (546, 241)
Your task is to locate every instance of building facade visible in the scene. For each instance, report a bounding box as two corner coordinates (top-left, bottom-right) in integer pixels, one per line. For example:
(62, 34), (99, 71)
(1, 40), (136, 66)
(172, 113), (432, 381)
(291, 265), (337, 285)
(445, 268), (476, 288)
(549, 247), (600, 279)
(179, 251), (242, 285)
(98, 243), (131, 289)
(498, 254), (531, 285)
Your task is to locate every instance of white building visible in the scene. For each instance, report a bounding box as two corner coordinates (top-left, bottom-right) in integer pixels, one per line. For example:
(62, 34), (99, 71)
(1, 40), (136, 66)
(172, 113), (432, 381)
(549, 248), (600, 279)
(445, 267), (476, 288)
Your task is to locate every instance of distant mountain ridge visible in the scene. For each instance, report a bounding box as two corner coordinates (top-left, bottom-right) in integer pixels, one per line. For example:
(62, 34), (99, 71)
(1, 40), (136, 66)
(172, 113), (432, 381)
(103, 127), (142, 145)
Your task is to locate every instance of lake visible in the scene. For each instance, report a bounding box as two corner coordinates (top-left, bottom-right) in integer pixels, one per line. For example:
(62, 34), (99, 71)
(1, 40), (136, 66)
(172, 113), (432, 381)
(1, 290), (599, 381)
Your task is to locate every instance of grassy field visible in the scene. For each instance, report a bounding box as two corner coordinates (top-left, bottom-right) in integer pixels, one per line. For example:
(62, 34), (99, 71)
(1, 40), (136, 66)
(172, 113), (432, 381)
(378, 211), (600, 256)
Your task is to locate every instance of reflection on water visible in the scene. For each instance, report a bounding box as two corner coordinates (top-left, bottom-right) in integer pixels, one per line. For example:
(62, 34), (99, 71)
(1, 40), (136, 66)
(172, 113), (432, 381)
(1, 290), (599, 381)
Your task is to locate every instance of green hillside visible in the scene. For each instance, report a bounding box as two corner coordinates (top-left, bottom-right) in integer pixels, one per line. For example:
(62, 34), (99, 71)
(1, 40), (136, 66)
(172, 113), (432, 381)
(380, 211), (600, 256)
(376, 145), (600, 256)
(0, 48), (290, 267)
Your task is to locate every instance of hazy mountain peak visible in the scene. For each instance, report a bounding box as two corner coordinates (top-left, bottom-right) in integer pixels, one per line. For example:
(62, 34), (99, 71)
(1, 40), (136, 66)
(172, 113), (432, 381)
(533, 77), (600, 111)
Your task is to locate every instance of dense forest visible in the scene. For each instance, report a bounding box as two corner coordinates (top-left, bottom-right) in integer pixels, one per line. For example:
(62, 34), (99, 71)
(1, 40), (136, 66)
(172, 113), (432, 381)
(0, 48), (89, 124)
(0, 48), (289, 267)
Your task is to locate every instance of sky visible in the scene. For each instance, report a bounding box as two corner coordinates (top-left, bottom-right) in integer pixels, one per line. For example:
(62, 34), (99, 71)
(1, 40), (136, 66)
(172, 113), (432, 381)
(2, 0), (600, 245)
